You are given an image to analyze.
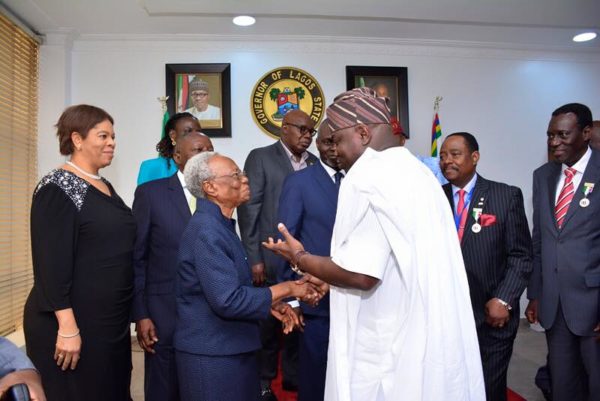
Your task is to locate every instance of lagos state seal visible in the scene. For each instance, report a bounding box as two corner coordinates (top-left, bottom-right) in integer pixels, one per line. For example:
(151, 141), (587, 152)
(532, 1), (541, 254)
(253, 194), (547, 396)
(250, 67), (325, 138)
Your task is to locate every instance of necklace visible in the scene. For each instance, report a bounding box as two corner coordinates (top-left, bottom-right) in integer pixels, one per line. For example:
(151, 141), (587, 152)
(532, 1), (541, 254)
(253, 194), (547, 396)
(66, 161), (102, 180)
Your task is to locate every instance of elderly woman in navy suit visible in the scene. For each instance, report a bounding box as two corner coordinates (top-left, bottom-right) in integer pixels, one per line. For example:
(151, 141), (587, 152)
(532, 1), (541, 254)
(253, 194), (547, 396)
(174, 152), (321, 401)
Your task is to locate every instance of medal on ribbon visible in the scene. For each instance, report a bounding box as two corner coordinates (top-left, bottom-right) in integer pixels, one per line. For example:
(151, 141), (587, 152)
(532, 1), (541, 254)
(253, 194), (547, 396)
(472, 207), (483, 233)
(580, 182), (594, 208)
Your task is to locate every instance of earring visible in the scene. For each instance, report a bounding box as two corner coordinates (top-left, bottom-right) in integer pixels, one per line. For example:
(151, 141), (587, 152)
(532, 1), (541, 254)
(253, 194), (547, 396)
(171, 139), (176, 146)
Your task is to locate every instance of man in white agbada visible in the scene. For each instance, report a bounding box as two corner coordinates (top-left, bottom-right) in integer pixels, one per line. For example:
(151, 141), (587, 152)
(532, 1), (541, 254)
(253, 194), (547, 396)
(263, 87), (485, 400)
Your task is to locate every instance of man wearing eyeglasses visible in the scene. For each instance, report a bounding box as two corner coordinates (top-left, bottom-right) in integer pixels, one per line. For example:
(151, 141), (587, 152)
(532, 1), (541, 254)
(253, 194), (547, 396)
(238, 109), (318, 399)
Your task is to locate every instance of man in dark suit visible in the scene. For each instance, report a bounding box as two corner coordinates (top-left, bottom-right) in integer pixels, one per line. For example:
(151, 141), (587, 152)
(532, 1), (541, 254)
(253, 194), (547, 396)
(525, 103), (600, 401)
(277, 120), (342, 401)
(238, 109), (318, 399)
(440, 132), (532, 401)
(132, 130), (213, 401)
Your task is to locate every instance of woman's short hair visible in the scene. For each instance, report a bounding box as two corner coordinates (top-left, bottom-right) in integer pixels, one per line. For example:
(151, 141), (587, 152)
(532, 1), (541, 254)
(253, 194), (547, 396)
(56, 104), (114, 155)
(184, 151), (218, 199)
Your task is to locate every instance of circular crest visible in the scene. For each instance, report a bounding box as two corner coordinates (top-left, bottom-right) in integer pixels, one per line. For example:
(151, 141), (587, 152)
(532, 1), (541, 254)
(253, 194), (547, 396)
(250, 67), (325, 138)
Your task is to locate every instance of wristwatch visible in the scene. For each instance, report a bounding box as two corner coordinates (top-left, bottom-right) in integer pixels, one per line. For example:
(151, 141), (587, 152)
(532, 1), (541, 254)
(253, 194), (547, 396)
(496, 298), (512, 311)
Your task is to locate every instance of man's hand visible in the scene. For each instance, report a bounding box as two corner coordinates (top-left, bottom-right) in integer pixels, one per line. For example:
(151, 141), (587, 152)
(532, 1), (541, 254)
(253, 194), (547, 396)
(0, 369), (46, 401)
(297, 274), (329, 300)
(271, 302), (301, 334)
(251, 262), (266, 287)
(288, 281), (321, 306)
(485, 298), (510, 328)
(525, 299), (539, 324)
(135, 318), (158, 354)
(262, 223), (305, 263)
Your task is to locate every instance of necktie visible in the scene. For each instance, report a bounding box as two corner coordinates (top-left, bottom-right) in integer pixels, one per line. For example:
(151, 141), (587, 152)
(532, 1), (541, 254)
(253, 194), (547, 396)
(456, 189), (468, 242)
(555, 167), (576, 228)
(189, 196), (196, 214)
(334, 171), (344, 187)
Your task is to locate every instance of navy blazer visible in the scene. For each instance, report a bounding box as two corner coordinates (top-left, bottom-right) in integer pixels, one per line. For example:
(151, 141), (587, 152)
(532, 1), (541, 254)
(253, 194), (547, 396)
(529, 149), (600, 336)
(131, 173), (191, 322)
(174, 199), (272, 356)
(277, 162), (339, 317)
(238, 141), (317, 273)
(443, 176), (532, 332)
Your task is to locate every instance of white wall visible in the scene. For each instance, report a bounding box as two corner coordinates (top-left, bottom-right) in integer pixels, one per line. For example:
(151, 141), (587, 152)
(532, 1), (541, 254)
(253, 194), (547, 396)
(38, 34), (600, 215)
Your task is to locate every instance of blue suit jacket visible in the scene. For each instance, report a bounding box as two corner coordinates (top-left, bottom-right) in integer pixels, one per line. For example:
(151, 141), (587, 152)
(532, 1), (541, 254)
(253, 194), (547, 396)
(131, 173), (191, 328)
(174, 199), (272, 356)
(529, 149), (600, 336)
(277, 162), (339, 317)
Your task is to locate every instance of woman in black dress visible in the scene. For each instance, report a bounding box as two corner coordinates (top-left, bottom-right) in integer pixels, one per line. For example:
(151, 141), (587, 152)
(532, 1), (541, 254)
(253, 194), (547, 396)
(24, 105), (136, 401)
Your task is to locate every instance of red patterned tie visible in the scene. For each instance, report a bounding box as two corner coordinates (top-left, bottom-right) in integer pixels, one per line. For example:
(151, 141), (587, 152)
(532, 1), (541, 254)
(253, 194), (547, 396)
(555, 168), (576, 229)
(456, 189), (468, 242)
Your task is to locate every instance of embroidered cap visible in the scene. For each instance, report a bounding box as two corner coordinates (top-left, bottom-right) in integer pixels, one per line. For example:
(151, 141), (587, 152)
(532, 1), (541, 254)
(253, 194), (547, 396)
(326, 87), (391, 132)
(189, 79), (209, 93)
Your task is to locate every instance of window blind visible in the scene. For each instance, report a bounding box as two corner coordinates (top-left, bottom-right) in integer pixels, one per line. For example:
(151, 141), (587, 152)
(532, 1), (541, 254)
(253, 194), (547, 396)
(0, 11), (39, 336)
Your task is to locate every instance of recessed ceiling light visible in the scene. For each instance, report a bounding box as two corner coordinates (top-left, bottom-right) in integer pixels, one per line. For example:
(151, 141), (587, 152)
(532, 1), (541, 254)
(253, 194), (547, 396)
(572, 32), (597, 42)
(233, 16), (256, 27)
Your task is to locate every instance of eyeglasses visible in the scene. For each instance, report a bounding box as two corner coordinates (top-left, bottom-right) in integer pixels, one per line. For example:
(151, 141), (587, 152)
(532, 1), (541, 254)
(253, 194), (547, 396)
(191, 92), (209, 98)
(208, 170), (247, 181)
(284, 122), (317, 137)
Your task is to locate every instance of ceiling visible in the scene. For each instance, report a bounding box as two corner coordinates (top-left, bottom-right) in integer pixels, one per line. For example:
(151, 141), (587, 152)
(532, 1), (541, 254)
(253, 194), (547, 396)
(2, 0), (600, 50)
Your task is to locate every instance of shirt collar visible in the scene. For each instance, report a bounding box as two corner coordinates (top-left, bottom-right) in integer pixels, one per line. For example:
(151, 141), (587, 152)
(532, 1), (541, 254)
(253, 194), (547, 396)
(452, 173), (478, 196)
(319, 159), (342, 179)
(176, 170), (186, 188)
(562, 146), (592, 175)
(280, 140), (308, 163)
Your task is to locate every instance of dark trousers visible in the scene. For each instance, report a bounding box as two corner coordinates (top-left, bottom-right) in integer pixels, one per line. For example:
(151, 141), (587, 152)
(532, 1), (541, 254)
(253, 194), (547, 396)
(144, 345), (179, 401)
(145, 295), (179, 401)
(298, 315), (329, 401)
(258, 313), (298, 386)
(546, 302), (600, 401)
(476, 318), (518, 401)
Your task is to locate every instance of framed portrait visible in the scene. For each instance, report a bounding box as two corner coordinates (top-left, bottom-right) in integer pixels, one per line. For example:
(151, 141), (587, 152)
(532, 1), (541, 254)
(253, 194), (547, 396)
(165, 63), (231, 138)
(345, 66), (410, 138)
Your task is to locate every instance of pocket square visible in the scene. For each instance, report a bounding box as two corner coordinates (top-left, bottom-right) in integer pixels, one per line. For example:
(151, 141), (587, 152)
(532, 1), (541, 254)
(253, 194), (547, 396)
(479, 214), (497, 227)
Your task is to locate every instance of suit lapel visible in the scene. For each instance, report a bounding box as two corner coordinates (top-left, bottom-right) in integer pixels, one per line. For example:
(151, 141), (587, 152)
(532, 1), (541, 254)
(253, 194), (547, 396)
(560, 150), (600, 230)
(168, 173), (191, 221)
(312, 163), (338, 208)
(461, 176), (490, 246)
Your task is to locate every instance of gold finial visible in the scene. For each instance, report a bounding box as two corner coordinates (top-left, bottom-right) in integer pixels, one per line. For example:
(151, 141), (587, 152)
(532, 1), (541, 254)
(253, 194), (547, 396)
(433, 96), (443, 112)
(157, 96), (169, 114)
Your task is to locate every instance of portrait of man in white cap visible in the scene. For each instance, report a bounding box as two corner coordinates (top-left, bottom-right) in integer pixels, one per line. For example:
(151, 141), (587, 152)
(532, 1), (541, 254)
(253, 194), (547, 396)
(185, 76), (221, 121)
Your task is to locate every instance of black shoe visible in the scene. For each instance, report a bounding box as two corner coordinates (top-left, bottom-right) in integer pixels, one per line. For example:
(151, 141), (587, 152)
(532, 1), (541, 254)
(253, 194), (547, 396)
(260, 387), (277, 401)
(282, 380), (298, 392)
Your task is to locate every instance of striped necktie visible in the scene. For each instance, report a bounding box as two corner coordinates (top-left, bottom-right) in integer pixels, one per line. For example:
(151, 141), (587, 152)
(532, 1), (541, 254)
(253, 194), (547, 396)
(555, 167), (576, 229)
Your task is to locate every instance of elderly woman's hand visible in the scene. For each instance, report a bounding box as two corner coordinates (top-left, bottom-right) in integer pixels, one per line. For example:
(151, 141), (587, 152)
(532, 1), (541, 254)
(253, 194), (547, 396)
(271, 302), (302, 334)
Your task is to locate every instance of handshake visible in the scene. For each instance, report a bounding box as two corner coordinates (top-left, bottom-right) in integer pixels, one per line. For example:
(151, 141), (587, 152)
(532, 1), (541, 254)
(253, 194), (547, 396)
(270, 274), (330, 334)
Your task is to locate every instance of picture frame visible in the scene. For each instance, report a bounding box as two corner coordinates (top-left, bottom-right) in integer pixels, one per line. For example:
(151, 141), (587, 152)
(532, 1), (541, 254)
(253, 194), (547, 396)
(345, 66), (410, 138)
(165, 63), (231, 138)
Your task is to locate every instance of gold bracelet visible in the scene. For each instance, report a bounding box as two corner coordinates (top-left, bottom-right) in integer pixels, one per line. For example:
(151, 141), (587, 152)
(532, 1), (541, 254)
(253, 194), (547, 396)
(57, 330), (80, 338)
